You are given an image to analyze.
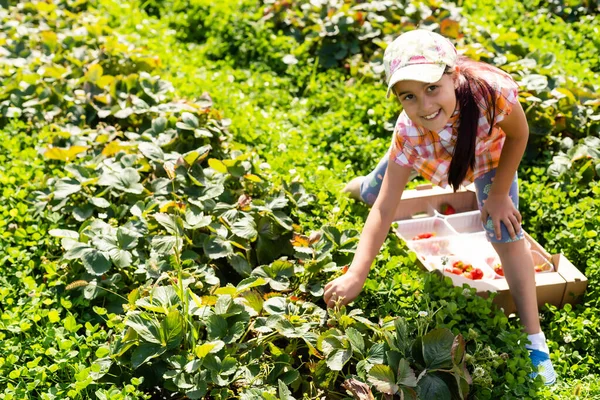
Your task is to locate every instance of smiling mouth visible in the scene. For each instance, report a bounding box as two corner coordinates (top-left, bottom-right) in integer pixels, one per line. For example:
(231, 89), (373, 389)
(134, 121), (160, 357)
(422, 109), (441, 120)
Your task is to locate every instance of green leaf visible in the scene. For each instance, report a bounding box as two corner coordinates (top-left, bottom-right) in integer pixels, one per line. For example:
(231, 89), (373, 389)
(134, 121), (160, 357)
(125, 313), (162, 344)
(367, 343), (385, 364)
(73, 205), (93, 221)
(278, 379), (296, 400)
(267, 196), (288, 210)
(236, 276), (267, 294)
(422, 329), (454, 369)
(231, 216), (258, 240)
(399, 387), (418, 400)
(346, 327), (365, 355)
(161, 310), (183, 349)
(131, 343), (165, 369)
(257, 217), (278, 240)
(114, 107), (134, 119)
(326, 348), (352, 371)
(64, 314), (81, 333)
(203, 236), (234, 259)
(185, 208), (212, 229)
(151, 235), (179, 253)
(215, 295), (233, 315)
(117, 227), (139, 250)
(451, 335), (466, 365)
(397, 359), (417, 387)
(206, 315), (228, 340)
(240, 291), (263, 314)
(108, 248), (132, 268)
(152, 116), (167, 134)
(258, 259), (294, 291)
(44, 146), (87, 161)
(208, 158), (228, 173)
(117, 168), (144, 194)
(394, 317), (409, 353)
(195, 341), (225, 358)
(138, 142), (164, 161)
(521, 74), (548, 91)
(48, 309), (61, 323)
(183, 145), (212, 166)
(98, 168), (143, 193)
(271, 211), (293, 230)
(368, 365), (399, 395)
(263, 297), (287, 315)
(90, 357), (112, 380)
(229, 253), (252, 277)
(54, 178), (82, 199)
(85, 64), (103, 83)
(136, 286), (179, 313)
(82, 249), (111, 275)
(49, 229), (79, 239)
(417, 374), (452, 400)
(154, 213), (184, 236)
(319, 336), (342, 355)
(177, 112), (199, 130)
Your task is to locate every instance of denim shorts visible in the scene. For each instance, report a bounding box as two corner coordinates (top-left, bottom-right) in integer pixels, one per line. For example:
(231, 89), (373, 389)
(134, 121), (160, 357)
(360, 155), (523, 244)
(473, 168), (524, 243)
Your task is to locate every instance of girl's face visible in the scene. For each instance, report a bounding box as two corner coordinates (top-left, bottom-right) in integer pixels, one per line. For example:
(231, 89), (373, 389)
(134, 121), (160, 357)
(393, 71), (458, 132)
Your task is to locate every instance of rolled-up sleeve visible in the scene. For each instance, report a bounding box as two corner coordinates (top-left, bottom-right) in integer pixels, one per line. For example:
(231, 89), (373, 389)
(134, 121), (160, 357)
(492, 75), (519, 124)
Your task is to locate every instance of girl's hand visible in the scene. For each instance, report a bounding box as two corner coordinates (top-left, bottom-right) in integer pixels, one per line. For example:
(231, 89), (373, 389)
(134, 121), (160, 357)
(480, 193), (522, 240)
(323, 270), (366, 309)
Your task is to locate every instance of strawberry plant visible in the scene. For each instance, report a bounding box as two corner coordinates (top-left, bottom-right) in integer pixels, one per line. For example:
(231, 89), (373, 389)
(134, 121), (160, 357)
(3, 0), (600, 398)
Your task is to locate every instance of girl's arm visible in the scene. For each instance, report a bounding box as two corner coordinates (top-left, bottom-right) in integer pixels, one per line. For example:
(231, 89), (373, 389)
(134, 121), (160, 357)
(482, 100), (529, 239)
(347, 160), (413, 280)
(323, 161), (413, 308)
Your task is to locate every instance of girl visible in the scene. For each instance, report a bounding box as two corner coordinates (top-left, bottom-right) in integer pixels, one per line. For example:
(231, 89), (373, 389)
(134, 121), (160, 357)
(323, 29), (556, 385)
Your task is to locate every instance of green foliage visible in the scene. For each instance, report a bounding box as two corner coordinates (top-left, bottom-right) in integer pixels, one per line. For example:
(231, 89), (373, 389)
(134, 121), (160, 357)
(547, 136), (600, 184)
(3, 0), (600, 399)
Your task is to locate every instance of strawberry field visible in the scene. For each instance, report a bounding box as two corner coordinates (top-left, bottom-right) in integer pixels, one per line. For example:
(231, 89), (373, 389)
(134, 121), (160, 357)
(1, 0), (600, 399)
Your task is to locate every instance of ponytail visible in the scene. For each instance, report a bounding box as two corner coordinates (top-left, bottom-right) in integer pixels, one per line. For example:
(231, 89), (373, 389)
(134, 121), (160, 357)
(448, 57), (498, 191)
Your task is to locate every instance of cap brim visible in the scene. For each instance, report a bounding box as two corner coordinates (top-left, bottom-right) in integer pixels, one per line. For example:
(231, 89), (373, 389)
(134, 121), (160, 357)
(386, 64), (446, 98)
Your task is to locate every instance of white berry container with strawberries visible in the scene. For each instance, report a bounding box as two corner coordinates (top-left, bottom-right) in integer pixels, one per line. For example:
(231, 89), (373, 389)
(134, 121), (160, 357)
(393, 183), (588, 316)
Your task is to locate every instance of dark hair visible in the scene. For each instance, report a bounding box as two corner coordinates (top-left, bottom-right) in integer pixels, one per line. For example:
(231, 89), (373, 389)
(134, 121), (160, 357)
(448, 56), (499, 191)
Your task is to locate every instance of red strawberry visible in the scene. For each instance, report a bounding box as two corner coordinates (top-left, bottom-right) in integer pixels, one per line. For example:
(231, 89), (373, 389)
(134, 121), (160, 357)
(494, 264), (504, 276)
(444, 267), (463, 275)
(452, 261), (464, 270)
(440, 203), (456, 215)
(341, 265), (349, 274)
(413, 232), (435, 240)
(471, 268), (484, 280)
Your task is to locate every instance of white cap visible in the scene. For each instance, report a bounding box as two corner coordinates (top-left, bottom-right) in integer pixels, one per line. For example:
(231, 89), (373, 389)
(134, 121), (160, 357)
(384, 29), (458, 97)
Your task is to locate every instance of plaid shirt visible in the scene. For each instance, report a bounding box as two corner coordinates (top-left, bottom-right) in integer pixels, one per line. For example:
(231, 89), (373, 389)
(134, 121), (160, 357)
(390, 66), (519, 188)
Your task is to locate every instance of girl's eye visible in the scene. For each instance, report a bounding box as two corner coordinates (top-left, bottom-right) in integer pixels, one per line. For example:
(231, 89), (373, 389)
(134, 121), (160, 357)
(402, 94), (414, 101)
(427, 85), (438, 92)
